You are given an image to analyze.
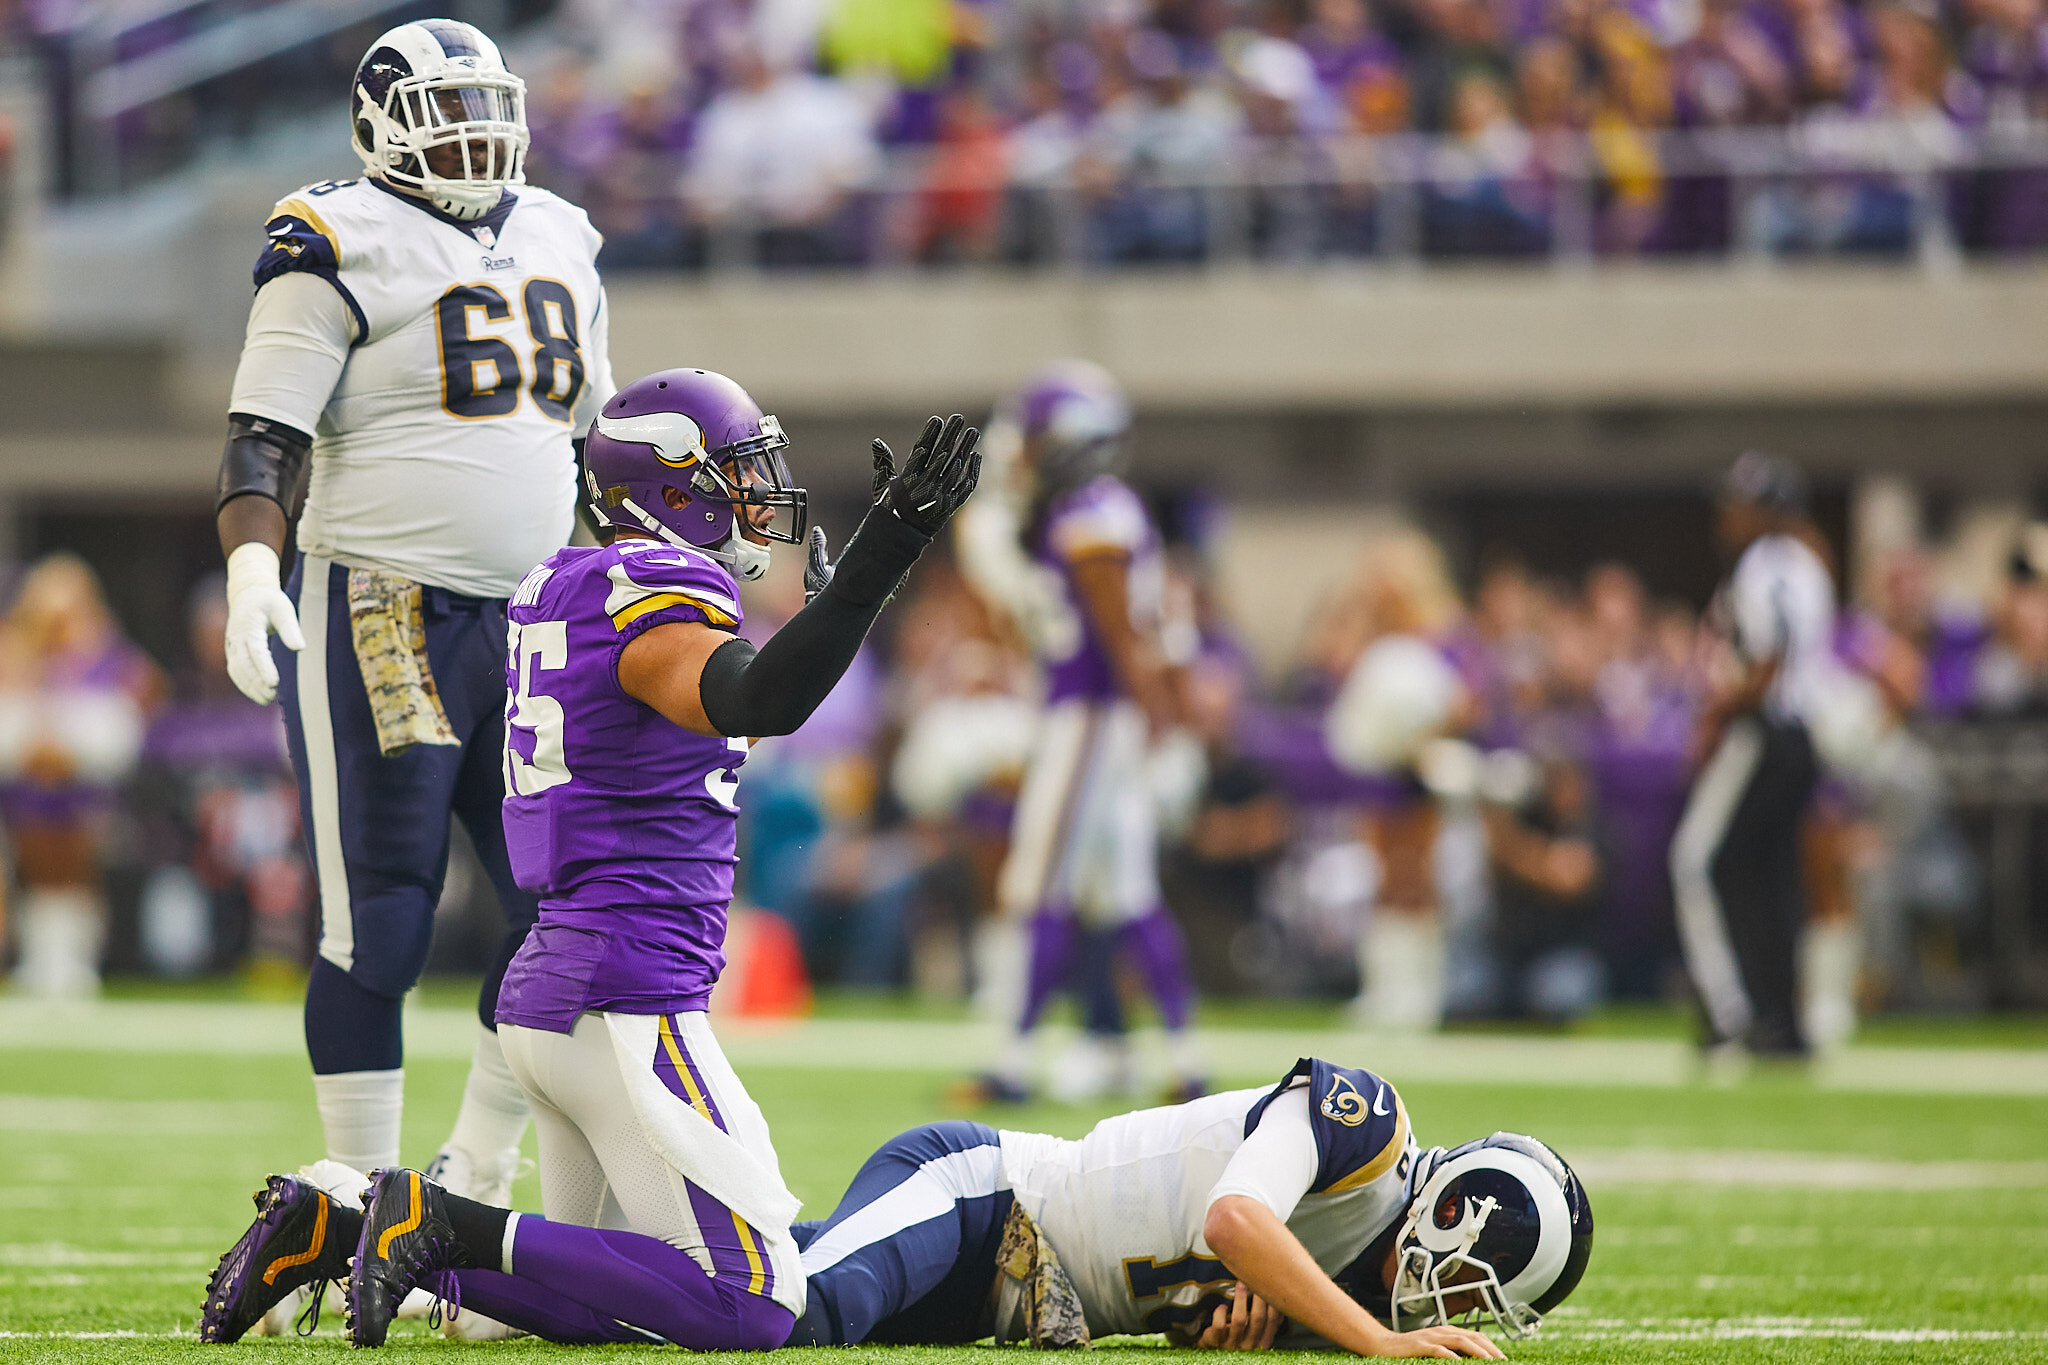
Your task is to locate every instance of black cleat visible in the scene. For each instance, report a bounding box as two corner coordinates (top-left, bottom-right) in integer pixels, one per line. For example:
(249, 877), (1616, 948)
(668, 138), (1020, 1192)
(950, 1073), (1032, 1106)
(346, 1167), (475, 1347)
(199, 1174), (353, 1343)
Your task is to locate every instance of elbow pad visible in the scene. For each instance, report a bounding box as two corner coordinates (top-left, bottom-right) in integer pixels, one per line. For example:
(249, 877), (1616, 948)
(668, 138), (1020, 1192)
(217, 412), (313, 516)
(697, 638), (764, 738)
(694, 513), (934, 739)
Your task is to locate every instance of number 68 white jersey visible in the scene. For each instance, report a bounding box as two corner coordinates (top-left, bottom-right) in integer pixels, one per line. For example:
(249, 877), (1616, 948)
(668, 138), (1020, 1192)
(232, 176), (614, 598)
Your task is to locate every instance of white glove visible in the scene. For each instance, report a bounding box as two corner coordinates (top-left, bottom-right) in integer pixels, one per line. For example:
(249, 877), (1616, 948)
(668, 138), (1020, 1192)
(223, 542), (304, 704)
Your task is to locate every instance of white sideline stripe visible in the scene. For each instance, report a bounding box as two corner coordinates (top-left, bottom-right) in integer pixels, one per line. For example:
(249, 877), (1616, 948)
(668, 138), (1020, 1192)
(299, 557), (354, 973)
(0, 1331), (190, 1339)
(2, 1001), (2047, 1096)
(1556, 1328), (2048, 1342)
(800, 1144), (1007, 1275)
(1544, 1314), (2048, 1342)
(0, 1094), (291, 1135)
(0, 1244), (213, 1268)
(1573, 1148), (2048, 1189)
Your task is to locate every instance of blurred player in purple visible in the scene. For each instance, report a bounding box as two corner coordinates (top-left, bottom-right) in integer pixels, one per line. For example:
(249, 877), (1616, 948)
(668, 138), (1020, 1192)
(198, 369), (981, 1348)
(957, 361), (1204, 1102)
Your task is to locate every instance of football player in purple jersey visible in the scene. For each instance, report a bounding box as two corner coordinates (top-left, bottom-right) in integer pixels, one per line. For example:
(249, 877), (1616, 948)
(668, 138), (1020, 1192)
(197, 369), (980, 1348)
(958, 361), (1205, 1102)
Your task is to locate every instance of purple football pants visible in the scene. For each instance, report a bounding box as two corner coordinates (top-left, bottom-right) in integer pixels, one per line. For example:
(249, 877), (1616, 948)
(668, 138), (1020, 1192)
(450, 1218), (793, 1347)
(1018, 904), (1196, 1033)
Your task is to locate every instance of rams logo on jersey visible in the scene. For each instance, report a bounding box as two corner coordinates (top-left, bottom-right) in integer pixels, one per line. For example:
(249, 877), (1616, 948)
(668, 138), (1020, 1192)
(1322, 1072), (1369, 1126)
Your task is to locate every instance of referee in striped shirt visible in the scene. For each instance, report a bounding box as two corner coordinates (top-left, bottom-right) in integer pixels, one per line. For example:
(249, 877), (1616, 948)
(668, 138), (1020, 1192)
(1672, 453), (1836, 1059)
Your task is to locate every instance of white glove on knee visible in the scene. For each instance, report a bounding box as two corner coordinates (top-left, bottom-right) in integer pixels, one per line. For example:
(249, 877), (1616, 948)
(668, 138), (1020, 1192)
(224, 542), (304, 704)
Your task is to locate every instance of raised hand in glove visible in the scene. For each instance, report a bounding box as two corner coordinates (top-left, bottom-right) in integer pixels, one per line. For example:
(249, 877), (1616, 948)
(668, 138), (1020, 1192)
(870, 413), (982, 537)
(803, 526), (834, 604)
(805, 415), (983, 607)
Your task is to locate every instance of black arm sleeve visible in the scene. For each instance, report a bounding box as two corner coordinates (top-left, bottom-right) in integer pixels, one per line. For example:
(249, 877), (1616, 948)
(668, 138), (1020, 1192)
(217, 412), (313, 516)
(697, 511), (929, 738)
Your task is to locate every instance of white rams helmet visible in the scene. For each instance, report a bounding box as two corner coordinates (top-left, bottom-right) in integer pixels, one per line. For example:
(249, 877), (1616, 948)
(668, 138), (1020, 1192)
(350, 19), (527, 220)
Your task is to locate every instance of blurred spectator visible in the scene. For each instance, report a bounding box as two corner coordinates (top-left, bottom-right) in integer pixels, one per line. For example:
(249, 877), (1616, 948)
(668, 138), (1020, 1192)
(1972, 544), (2048, 715)
(684, 48), (881, 266)
(124, 577), (308, 984)
(1480, 754), (1607, 1022)
(0, 554), (161, 996)
(908, 86), (1009, 262)
(1081, 30), (1244, 262)
(1423, 69), (1549, 257)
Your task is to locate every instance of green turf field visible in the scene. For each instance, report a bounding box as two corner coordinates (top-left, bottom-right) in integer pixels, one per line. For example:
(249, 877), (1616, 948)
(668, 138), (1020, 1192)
(2, 991), (2045, 1364)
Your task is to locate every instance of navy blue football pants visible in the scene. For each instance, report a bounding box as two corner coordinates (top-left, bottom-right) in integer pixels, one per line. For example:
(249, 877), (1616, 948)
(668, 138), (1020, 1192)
(785, 1121), (1013, 1346)
(275, 554), (540, 1073)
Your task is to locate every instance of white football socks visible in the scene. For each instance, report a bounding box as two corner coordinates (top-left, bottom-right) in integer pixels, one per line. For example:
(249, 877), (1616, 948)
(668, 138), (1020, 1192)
(313, 1069), (404, 1174)
(12, 888), (104, 997)
(434, 1027), (532, 1200)
(1801, 918), (1861, 1053)
(1355, 911), (1446, 1032)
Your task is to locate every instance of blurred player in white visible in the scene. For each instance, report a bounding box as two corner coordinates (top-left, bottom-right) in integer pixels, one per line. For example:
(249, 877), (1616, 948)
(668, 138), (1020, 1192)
(1323, 531), (1471, 1033)
(787, 1057), (1590, 1357)
(213, 14), (614, 1254)
(955, 361), (1205, 1103)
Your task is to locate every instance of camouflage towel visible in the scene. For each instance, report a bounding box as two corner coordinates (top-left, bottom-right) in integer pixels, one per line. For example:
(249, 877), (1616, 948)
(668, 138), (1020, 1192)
(347, 568), (458, 757)
(994, 1203), (1090, 1349)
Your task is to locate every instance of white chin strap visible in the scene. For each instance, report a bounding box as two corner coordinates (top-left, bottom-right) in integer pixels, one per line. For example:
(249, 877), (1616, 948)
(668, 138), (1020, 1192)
(725, 535), (771, 581)
(614, 496), (769, 580)
(427, 179), (502, 220)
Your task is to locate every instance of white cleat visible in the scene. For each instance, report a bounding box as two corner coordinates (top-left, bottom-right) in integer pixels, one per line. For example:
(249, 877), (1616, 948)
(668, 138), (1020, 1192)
(444, 1310), (527, 1341)
(424, 1144), (525, 1207)
(253, 1280), (342, 1336)
(1047, 1035), (1134, 1104)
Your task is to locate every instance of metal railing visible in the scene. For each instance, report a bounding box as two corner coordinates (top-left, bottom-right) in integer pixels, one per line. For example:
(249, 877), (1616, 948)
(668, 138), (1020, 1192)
(572, 118), (2048, 274)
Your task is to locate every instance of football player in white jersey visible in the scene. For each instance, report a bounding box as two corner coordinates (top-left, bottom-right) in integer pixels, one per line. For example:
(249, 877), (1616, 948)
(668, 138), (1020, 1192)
(213, 15), (615, 1246)
(787, 1059), (1590, 1357)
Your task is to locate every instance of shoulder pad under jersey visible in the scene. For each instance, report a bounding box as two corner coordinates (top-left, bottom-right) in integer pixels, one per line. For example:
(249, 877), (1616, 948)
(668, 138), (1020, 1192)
(1245, 1057), (1411, 1195)
(254, 179), (372, 334)
(599, 540), (744, 633)
(1044, 476), (1149, 562)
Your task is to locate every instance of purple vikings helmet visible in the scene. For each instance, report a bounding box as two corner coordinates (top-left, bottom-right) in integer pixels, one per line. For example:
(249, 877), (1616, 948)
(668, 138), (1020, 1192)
(583, 369), (807, 581)
(351, 19), (528, 221)
(1011, 360), (1132, 496)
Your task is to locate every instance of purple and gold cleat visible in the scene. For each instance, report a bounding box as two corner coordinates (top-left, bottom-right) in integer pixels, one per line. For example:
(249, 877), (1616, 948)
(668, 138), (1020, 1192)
(199, 1175), (352, 1343)
(345, 1168), (475, 1347)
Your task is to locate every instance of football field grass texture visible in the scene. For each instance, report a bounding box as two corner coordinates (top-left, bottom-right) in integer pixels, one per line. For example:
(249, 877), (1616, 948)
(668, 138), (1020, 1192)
(2, 993), (2045, 1364)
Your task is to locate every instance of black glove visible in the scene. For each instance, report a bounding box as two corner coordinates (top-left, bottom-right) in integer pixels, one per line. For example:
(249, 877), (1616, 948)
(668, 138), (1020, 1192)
(803, 526), (834, 604)
(871, 413), (982, 537)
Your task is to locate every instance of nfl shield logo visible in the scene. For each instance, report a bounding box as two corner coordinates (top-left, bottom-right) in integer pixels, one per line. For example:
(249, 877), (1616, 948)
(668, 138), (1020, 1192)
(474, 225), (497, 249)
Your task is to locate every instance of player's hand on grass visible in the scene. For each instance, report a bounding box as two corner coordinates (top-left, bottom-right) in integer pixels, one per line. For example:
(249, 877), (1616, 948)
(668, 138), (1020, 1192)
(1196, 1283), (1283, 1351)
(871, 414), (981, 536)
(224, 542), (304, 705)
(1378, 1325), (1505, 1360)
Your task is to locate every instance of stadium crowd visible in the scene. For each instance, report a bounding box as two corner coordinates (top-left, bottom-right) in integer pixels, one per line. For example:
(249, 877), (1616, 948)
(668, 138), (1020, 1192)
(10, 0), (2048, 258)
(518, 0), (2048, 264)
(5, 484), (2038, 1041)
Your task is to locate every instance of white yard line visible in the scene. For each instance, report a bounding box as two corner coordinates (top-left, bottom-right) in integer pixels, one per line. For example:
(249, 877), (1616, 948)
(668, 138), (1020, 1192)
(1573, 1148), (2048, 1188)
(0, 1094), (291, 1136)
(3, 998), (2047, 1095)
